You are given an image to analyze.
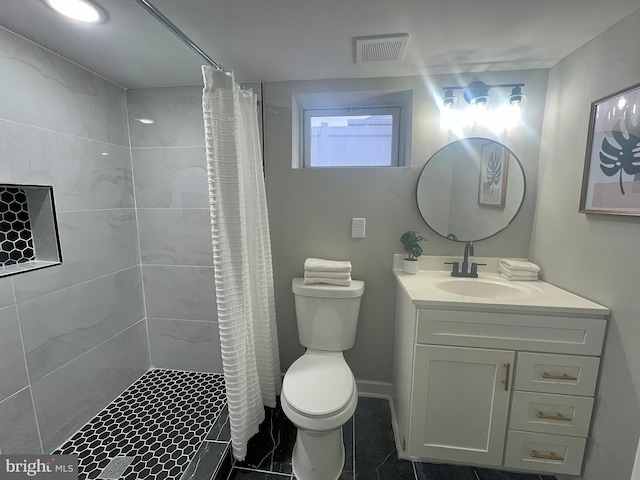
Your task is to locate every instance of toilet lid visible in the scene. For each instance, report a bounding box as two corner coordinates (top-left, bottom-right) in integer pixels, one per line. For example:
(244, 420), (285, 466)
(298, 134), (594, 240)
(283, 354), (355, 417)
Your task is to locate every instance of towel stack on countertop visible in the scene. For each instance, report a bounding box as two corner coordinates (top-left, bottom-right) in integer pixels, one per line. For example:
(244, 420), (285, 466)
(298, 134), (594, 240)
(303, 258), (352, 286)
(499, 259), (540, 281)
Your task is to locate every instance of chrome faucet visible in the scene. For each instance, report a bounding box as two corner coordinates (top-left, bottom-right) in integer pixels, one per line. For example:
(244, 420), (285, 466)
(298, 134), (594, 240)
(445, 241), (486, 278)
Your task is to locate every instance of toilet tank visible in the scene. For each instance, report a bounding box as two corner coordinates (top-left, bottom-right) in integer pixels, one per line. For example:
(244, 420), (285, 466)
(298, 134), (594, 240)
(292, 278), (365, 351)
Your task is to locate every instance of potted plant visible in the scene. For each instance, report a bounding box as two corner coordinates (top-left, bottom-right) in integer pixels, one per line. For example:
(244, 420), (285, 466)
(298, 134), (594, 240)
(400, 230), (427, 274)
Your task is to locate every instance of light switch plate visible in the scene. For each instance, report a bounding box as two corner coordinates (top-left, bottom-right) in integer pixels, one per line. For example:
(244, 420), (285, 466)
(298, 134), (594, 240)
(352, 218), (366, 238)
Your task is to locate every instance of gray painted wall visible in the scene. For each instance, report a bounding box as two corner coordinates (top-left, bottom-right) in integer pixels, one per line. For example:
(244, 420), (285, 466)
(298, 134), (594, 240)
(0, 27), (149, 454)
(530, 9), (640, 480)
(263, 70), (548, 383)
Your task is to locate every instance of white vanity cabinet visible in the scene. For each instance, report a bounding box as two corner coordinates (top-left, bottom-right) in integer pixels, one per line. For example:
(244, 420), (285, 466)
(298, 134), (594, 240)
(392, 265), (609, 476)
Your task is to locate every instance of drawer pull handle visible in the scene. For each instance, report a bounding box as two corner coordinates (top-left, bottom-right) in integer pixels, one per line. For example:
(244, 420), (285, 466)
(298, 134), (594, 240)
(531, 450), (565, 461)
(502, 363), (511, 392)
(537, 411), (572, 421)
(542, 372), (577, 381)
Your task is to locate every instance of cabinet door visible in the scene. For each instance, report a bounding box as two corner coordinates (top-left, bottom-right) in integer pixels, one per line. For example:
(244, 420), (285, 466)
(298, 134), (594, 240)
(409, 345), (515, 466)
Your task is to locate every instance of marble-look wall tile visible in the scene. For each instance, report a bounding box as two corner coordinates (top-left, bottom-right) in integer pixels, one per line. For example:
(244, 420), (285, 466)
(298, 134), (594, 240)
(126, 86), (205, 148)
(1, 120), (134, 212)
(0, 388), (42, 454)
(0, 277), (14, 307)
(19, 266), (145, 382)
(131, 147), (208, 208)
(12, 209), (140, 302)
(0, 28), (128, 146)
(31, 321), (149, 453)
(0, 305), (29, 401)
(138, 208), (213, 266)
(148, 319), (222, 373)
(143, 265), (217, 321)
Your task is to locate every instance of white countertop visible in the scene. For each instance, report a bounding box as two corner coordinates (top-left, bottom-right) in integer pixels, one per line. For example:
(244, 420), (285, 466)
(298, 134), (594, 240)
(393, 255), (609, 316)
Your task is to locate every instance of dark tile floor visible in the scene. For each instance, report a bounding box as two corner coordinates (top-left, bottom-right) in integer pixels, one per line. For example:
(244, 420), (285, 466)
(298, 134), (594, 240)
(53, 370), (557, 480)
(223, 397), (557, 480)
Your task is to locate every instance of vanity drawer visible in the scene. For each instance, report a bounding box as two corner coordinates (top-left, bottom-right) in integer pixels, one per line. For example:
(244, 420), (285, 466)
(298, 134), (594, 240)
(514, 353), (600, 396)
(504, 430), (586, 475)
(415, 309), (606, 355)
(509, 391), (594, 437)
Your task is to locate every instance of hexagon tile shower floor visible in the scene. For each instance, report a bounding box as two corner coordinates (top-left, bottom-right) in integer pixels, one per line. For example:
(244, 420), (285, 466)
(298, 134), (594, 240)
(53, 369), (227, 480)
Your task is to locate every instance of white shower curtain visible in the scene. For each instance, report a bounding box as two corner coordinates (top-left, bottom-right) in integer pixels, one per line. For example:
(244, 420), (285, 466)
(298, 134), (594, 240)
(201, 66), (281, 461)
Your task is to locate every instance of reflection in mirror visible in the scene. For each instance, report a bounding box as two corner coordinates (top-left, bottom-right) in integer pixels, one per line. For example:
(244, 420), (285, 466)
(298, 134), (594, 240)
(417, 138), (526, 242)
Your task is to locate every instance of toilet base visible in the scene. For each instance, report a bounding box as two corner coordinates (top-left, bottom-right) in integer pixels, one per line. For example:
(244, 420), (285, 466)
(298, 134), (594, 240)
(291, 427), (345, 480)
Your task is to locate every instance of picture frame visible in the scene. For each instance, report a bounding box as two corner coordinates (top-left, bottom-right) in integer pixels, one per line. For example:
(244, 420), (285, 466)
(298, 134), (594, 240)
(478, 141), (509, 208)
(579, 81), (640, 216)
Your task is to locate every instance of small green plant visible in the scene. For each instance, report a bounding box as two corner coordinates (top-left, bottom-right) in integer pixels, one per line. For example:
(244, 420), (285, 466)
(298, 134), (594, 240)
(400, 231), (427, 261)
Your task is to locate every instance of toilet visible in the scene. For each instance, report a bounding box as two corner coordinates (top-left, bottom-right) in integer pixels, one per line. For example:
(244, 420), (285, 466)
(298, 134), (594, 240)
(281, 278), (365, 480)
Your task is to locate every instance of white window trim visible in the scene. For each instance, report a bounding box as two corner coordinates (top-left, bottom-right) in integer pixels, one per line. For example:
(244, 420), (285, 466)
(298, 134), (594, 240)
(301, 106), (402, 168)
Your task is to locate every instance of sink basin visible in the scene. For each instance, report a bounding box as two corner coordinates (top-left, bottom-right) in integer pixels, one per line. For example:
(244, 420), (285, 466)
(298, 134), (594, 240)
(435, 278), (539, 299)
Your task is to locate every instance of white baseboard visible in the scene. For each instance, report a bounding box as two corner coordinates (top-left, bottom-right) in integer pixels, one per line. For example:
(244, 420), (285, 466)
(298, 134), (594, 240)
(356, 380), (392, 399)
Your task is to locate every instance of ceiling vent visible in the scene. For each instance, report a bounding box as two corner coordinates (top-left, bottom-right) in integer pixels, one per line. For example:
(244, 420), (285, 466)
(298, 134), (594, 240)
(355, 34), (409, 64)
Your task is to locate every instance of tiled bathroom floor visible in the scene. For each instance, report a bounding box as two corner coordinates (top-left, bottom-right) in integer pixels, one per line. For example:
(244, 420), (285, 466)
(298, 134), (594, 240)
(53, 369), (557, 480)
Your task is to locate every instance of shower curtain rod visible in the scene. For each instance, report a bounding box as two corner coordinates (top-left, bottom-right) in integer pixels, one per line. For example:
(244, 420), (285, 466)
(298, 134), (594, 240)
(133, 0), (227, 73)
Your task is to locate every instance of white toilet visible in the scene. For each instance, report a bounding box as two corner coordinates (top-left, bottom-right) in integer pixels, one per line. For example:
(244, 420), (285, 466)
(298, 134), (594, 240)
(281, 278), (365, 480)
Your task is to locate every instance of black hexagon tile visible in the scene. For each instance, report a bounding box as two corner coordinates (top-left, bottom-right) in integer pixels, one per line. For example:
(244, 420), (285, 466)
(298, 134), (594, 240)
(0, 186), (35, 266)
(53, 369), (227, 480)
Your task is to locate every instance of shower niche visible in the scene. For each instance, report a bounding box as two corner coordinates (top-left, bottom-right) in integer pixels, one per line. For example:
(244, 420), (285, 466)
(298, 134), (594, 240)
(0, 184), (62, 277)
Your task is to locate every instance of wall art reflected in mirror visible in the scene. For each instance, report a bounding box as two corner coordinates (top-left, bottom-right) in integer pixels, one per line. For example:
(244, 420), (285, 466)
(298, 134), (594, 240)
(416, 138), (526, 242)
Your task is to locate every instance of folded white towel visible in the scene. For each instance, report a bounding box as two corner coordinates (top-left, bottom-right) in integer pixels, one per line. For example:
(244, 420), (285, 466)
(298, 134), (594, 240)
(499, 265), (538, 276)
(304, 271), (352, 280)
(500, 272), (538, 281)
(304, 258), (352, 273)
(499, 259), (540, 273)
(303, 277), (352, 286)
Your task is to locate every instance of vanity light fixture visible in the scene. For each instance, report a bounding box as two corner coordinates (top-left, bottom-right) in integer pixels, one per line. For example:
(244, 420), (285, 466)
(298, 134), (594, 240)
(441, 81), (525, 108)
(42, 0), (108, 24)
(442, 89), (457, 108)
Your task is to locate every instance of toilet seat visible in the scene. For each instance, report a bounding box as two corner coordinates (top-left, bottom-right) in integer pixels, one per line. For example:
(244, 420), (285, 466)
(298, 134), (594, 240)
(282, 353), (355, 418)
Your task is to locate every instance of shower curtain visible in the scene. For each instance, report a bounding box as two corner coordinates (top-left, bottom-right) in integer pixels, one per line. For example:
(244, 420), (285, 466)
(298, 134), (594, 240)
(201, 66), (281, 461)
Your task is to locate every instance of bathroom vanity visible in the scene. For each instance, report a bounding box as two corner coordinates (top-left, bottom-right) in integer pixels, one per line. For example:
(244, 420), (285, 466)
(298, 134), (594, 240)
(391, 256), (608, 476)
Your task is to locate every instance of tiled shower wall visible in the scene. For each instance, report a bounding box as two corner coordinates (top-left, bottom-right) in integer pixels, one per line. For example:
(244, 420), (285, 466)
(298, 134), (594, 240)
(0, 28), (254, 454)
(126, 86), (222, 373)
(0, 27), (149, 454)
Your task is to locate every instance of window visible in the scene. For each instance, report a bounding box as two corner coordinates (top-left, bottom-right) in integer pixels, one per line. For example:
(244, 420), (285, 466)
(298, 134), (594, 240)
(302, 106), (402, 167)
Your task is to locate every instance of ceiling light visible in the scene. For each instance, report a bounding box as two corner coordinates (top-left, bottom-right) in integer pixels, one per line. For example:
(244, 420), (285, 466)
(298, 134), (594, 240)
(135, 118), (155, 124)
(43, 0), (107, 23)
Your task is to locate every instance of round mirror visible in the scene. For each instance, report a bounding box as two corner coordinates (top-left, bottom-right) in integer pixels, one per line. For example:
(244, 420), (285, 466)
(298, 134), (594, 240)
(417, 138), (526, 242)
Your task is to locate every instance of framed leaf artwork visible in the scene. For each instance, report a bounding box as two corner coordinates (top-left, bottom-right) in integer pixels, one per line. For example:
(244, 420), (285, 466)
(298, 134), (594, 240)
(580, 82), (640, 215)
(478, 141), (509, 208)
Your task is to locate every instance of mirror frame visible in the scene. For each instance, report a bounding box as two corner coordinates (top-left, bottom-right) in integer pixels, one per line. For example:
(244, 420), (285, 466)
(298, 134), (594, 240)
(416, 137), (527, 243)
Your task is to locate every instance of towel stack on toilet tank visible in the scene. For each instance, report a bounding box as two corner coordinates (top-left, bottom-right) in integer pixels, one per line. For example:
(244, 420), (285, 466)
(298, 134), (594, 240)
(303, 257), (352, 286)
(499, 259), (540, 281)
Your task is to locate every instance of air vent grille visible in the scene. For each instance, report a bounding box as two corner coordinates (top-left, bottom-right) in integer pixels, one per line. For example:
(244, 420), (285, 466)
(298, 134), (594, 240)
(355, 34), (409, 63)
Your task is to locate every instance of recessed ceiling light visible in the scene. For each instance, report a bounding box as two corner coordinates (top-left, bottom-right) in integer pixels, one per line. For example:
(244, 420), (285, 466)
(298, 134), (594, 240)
(42, 0), (107, 24)
(135, 118), (155, 124)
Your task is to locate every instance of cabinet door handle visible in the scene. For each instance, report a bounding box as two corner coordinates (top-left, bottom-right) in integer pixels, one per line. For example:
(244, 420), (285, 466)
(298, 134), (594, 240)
(502, 363), (511, 392)
(531, 449), (564, 461)
(543, 372), (578, 381)
(537, 411), (572, 421)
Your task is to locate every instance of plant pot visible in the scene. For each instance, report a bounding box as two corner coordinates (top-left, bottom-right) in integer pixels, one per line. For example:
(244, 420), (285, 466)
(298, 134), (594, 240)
(402, 259), (419, 275)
